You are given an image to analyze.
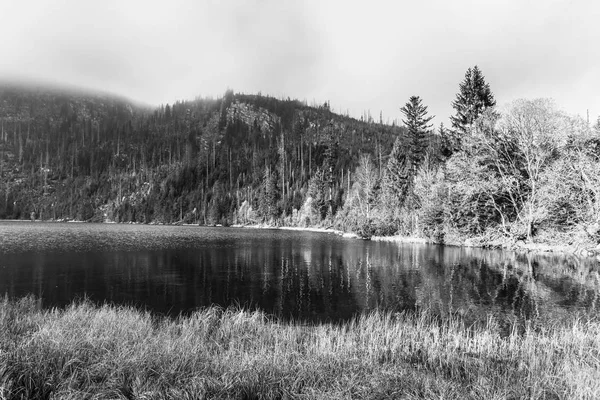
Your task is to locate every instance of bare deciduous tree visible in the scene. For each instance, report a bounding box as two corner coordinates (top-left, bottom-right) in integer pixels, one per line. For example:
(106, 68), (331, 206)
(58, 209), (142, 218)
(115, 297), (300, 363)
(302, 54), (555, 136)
(475, 99), (569, 239)
(352, 154), (379, 219)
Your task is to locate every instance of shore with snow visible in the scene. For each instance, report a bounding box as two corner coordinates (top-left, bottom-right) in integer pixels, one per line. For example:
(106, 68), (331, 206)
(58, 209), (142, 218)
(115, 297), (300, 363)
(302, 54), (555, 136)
(231, 224), (360, 238)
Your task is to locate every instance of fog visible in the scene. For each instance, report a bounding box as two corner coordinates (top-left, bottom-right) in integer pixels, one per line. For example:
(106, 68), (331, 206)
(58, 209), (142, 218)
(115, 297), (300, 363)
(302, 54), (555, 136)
(1, 0), (598, 124)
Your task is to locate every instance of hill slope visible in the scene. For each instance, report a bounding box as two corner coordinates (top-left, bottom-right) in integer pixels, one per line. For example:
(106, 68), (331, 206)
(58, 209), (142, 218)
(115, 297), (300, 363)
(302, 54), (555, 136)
(0, 84), (408, 226)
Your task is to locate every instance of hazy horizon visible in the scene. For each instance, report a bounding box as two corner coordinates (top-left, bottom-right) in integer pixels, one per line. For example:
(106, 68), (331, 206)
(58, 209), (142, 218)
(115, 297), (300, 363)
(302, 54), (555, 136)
(1, 0), (599, 125)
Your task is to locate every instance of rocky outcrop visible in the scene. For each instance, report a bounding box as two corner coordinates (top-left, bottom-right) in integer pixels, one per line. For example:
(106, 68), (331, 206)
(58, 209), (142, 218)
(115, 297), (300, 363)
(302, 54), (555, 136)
(227, 101), (280, 133)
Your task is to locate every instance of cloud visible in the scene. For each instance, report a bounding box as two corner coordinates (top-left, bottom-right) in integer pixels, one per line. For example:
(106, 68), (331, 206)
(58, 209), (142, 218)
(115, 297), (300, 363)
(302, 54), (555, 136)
(1, 0), (598, 123)
(0, 0), (327, 104)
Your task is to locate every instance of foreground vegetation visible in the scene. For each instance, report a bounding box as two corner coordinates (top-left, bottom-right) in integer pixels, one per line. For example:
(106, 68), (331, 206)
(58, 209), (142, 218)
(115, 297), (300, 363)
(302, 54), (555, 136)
(1, 296), (599, 399)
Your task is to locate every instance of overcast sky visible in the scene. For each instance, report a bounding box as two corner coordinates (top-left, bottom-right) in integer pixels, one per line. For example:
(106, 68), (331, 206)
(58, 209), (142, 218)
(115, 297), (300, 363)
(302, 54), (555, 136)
(1, 0), (599, 125)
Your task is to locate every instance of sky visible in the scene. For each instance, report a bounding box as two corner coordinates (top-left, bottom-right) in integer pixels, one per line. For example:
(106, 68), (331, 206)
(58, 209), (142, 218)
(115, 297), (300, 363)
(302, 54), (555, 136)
(1, 0), (599, 126)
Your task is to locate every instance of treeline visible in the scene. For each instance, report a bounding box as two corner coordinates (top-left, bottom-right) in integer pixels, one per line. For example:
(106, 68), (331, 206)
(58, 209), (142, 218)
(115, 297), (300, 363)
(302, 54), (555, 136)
(1, 69), (599, 247)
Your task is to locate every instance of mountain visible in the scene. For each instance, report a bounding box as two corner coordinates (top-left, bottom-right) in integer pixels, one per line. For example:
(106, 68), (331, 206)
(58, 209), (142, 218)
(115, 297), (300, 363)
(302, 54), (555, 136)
(0, 83), (410, 226)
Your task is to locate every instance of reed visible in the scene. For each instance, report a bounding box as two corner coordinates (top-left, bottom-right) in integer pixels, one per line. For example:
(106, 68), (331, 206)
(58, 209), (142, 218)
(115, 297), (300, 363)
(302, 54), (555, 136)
(1, 295), (599, 399)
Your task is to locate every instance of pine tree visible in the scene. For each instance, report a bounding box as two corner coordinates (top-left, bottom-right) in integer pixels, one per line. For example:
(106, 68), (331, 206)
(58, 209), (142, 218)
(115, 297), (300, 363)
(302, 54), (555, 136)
(308, 168), (329, 220)
(450, 66), (496, 145)
(438, 122), (453, 159)
(400, 96), (434, 174)
(322, 124), (339, 185)
(258, 167), (279, 221)
(381, 137), (411, 208)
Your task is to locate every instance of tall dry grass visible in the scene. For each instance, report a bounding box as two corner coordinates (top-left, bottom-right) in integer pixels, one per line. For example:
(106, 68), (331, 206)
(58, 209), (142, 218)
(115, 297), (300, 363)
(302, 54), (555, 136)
(1, 295), (599, 399)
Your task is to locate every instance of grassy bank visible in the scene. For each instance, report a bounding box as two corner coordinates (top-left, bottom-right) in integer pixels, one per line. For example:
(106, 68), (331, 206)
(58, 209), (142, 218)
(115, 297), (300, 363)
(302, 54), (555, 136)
(1, 297), (599, 399)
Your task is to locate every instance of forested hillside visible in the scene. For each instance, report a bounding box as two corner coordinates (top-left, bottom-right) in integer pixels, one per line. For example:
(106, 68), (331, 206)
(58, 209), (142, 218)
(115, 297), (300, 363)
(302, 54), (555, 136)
(0, 83), (411, 229)
(2, 67), (600, 250)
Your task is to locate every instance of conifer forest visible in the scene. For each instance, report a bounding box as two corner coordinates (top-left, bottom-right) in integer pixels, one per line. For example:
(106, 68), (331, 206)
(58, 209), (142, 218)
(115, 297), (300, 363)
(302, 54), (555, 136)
(2, 66), (600, 248)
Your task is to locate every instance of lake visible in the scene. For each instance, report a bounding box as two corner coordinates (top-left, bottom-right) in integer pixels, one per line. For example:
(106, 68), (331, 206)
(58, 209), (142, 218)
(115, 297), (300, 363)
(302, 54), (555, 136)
(1, 221), (599, 326)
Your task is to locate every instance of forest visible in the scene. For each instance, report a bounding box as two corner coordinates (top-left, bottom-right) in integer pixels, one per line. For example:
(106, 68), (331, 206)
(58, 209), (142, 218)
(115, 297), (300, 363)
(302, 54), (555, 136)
(1, 67), (600, 249)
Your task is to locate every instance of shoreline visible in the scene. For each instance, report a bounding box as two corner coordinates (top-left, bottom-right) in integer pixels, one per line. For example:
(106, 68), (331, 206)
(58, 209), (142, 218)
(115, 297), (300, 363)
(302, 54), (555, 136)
(3, 219), (598, 259)
(232, 224), (600, 259)
(372, 233), (600, 259)
(231, 223), (361, 238)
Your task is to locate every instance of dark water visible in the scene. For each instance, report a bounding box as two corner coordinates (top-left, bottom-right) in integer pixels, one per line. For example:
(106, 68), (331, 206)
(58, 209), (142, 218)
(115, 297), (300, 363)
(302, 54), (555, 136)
(1, 221), (599, 325)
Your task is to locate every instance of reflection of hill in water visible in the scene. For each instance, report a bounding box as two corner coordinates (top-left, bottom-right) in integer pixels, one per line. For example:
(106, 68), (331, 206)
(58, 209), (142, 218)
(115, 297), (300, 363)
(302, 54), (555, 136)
(1, 225), (598, 324)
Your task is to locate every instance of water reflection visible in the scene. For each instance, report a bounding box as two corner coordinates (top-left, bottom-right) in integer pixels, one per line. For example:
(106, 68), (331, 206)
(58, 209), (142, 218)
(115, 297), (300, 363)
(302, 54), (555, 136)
(0, 222), (598, 325)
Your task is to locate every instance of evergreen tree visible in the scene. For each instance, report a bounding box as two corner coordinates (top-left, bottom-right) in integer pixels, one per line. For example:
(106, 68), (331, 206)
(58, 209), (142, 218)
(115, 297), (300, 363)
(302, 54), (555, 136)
(382, 137), (411, 208)
(438, 122), (453, 159)
(400, 96), (434, 174)
(258, 167), (280, 222)
(450, 66), (496, 148)
(322, 124), (338, 181)
(307, 168), (328, 220)
(321, 124), (340, 213)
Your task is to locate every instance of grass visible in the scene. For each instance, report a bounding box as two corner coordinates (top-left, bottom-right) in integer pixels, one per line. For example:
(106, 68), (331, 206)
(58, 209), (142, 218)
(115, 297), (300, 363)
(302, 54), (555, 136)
(1, 296), (599, 399)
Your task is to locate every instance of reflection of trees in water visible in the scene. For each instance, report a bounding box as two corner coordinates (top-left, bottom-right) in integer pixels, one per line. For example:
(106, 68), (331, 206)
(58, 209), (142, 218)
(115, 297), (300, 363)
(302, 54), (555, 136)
(342, 244), (422, 313)
(2, 234), (598, 324)
(336, 243), (599, 327)
(224, 240), (364, 322)
(434, 250), (558, 325)
(503, 253), (600, 323)
(531, 254), (600, 314)
(439, 250), (598, 326)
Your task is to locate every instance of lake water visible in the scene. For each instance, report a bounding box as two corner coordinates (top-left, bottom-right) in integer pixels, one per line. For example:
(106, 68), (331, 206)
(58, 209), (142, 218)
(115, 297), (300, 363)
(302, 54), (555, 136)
(1, 221), (599, 327)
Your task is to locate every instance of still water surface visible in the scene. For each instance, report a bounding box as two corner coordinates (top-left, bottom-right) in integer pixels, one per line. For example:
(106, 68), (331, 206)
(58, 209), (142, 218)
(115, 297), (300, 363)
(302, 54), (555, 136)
(1, 222), (599, 325)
